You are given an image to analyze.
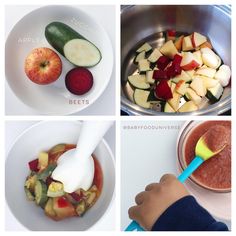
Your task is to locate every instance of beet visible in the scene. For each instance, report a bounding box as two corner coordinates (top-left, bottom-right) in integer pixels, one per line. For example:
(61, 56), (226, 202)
(172, 54), (182, 65)
(155, 80), (173, 100)
(65, 68), (93, 95)
(156, 56), (171, 70)
(166, 63), (182, 77)
(153, 70), (169, 80)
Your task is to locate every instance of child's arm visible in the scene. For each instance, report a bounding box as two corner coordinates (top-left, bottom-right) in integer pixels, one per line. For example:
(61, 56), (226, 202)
(128, 174), (229, 231)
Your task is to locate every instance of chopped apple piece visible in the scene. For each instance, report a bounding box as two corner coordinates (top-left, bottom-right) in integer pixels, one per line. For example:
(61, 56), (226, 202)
(160, 40), (178, 59)
(170, 82), (176, 93)
(185, 69), (195, 79)
(164, 102), (175, 113)
(167, 92), (181, 111)
(201, 48), (221, 69)
(172, 70), (192, 83)
(178, 101), (198, 112)
(182, 36), (194, 51)
(190, 76), (207, 96)
(199, 41), (213, 49)
(148, 48), (162, 63)
(193, 50), (203, 67)
(185, 88), (202, 105)
(180, 52), (200, 71)
(191, 32), (207, 48)
(199, 76), (219, 88)
(195, 66), (216, 78)
(175, 80), (188, 95)
(174, 35), (184, 51)
(214, 65), (231, 87)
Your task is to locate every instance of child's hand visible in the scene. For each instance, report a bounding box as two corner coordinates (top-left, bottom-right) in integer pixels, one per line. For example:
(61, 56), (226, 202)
(128, 174), (189, 230)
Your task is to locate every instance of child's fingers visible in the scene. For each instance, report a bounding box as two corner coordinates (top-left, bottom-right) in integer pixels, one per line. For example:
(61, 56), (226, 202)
(128, 205), (142, 222)
(145, 183), (158, 191)
(135, 191), (146, 205)
(159, 173), (177, 183)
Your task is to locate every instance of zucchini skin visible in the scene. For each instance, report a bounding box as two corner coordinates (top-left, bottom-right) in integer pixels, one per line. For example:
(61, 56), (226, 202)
(45, 22), (86, 56)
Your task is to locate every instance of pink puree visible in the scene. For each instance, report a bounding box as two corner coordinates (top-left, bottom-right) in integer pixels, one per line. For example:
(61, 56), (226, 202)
(184, 121), (231, 190)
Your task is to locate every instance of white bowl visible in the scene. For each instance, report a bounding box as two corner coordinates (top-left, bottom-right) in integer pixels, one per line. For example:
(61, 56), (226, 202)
(5, 121), (115, 230)
(5, 6), (113, 115)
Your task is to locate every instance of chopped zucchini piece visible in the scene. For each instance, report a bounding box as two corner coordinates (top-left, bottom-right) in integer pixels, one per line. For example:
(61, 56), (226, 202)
(148, 48), (162, 63)
(25, 174), (37, 192)
(34, 180), (48, 207)
(47, 182), (65, 197)
(206, 82), (223, 103)
(185, 88), (202, 105)
(128, 74), (150, 89)
(24, 186), (35, 201)
(136, 42), (152, 53)
(76, 200), (86, 216)
(133, 89), (151, 109)
(37, 164), (57, 181)
(146, 70), (155, 84)
(135, 51), (145, 63)
(138, 59), (151, 73)
(178, 101), (198, 112)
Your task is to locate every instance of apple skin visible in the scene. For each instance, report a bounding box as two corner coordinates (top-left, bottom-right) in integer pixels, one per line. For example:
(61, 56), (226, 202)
(180, 52), (200, 71)
(24, 47), (62, 85)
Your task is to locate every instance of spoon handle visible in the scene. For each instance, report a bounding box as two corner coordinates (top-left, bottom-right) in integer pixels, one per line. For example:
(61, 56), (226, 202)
(74, 120), (114, 159)
(125, 156), (204, 231)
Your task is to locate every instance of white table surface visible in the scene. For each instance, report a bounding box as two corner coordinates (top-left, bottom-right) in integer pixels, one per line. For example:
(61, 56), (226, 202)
(5, 121), (116, 231)
(120, 120), (231, 230)
(5, 5), (115, 116)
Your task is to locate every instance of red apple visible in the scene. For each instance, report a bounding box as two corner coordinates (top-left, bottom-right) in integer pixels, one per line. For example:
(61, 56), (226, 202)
(180, 52), (200, 71)
(191, 32), (207, 48)
(174, 35), (184, 51)
(24, 47), (62, 85)
(182, 35), (194, 51)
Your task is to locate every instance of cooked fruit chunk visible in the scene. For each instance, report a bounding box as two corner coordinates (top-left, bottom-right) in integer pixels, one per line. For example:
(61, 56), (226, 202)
(214, 65), (231, 87)
(195, 66), (216, 78)
(148, 48), (162, 63)
(174, 35), (184, 51)
(136, 42), (152, 53)
(133, 89), (151, 108)
(200, 76), (219, 88)
(128, 74), (150, 89)
(201, 48), (221, 69)
(180, 52), (199, 71)
(175, 80), (188, 96)
(190, 76), (207, 96)
(191, 32), (207, 48)
(38, 152), (49, 171)
(47, 182), (65, 197)
(199, 41), (213, 49)
(182, 36), (194, 51)
(178, 101), (198, 112)
(160, 40), (178, 59)
(193, 50), (203, 67)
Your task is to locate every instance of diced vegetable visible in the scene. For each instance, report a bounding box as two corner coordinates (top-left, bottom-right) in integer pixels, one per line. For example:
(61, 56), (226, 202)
(34, 180), (48, 207)
(155, 80), (173, 100)
(45, 22), (101, 67)
(206, 83), (224, 102)
(148, 48), (162, 63)
(45, 198), (57, 219)
(28, 159), (39, 172)
(174, 35), (184, 51)
(146, 70), (155, 84)
(182, 36), (194, 51)
(24, 187), (35, 201)
(201, 48), (221, 69)
(135, 51), (145, 63)
(164, 102), (175, 112)
(201, 76), (218, 89)
(136, 42), (152, 53)
(85, 192), (96, 206)
(153, 70), (169, 80)
(128, 74), (150, 89)
(214, 65), (231, 87)
(195, 66), (216, 78)
(76, 200), (86, 216)
(178, 101), (198, 112)
(138, 59), (151, 73)
(185, 88), (202, 105)
(25, 174), (37, 193)
(160, 40), (178, 59)
(167, 92), (181, 111)
(156, 55), (171, 70)
(172, 70), (192, 83)
(175, 80), (188, 96)
(47, 182), (65, 197)
(37, 164), (57, 181)
(133, 89), (151, 108)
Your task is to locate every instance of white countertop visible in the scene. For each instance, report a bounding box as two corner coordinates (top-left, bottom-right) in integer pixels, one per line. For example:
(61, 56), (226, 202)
(5, 5), (115, 116)
(5, 121), (116, 231)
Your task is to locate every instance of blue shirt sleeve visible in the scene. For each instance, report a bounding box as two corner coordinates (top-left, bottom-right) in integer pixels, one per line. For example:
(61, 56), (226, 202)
(151, 196), (229, 231)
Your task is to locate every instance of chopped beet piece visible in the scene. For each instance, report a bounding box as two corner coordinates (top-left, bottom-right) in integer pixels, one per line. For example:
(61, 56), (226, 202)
(156, 56), (171, 70)
(167, 29), (176, 37)
(173, 54), (182, 65)
(28, 159), (39, 172)
(153, 70), (169, 80)
(70, 192), (83, 202)
(46, 176), (54, 186)
(155, 80), (173, 100)
(166, 63), (182, 78)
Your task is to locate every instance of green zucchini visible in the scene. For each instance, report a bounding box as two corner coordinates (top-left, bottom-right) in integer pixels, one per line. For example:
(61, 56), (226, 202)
(45, 22), (101, 67)
(133, 89), (151, 109)
(134, 51), (145, 63)
(76, 200), (86, 216)
(34, 180), (48, 207)
(128, 74), (150, 89)
(37, 164), (56, 181)
(24, 186), (35, 201)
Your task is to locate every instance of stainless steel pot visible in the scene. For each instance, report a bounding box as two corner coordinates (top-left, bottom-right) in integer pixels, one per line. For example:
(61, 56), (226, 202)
(121, 5), (231, 115)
